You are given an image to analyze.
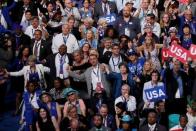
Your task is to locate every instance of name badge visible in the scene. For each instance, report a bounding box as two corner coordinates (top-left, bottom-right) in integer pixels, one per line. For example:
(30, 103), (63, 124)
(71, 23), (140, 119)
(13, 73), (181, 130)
(125, 28), (130, 36)
(59, 74), (64, 79)
(96, 82), (104, 92)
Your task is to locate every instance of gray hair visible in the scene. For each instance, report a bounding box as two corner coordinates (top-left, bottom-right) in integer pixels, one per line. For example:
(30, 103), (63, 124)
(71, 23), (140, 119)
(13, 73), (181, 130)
(28, 55), (37, 62)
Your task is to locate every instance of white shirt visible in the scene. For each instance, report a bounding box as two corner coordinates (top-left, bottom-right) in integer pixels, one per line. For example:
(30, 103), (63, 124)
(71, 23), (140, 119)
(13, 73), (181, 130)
(25, 25), (40, 39)
(29, 93), (39, 109)
(25, 25), (48, 40)
(0, 10), (7, 29)
(21, 5), (29, 23)
(148, 123), (156, 131)
(33, 40), (41, 59)
(20, 20), (31, 32)
(143, 81), (164, 109)
(115, 0), (130, 13)
(152, 22), (161, 37)
(91, 65), (102, 90)
(52, 33), (79, 54)
(103, 48), (111, 54)
(55, 53), (69, 79)
(134, 8), (152, 24)
(187, 113), (196, 130)
(133, 0), (142, 9)
(109, 55), (122, 73)
(102, 2), (110, 15)
(115, 95), (136, 112)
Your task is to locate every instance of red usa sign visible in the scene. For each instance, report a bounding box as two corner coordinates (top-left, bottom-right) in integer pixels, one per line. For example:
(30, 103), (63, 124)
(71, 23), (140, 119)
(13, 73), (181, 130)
(161, 48), (170, 63)
(189, 44), (196, 59)
(168, 43), (189, 63)
(178, 0), (188, 4)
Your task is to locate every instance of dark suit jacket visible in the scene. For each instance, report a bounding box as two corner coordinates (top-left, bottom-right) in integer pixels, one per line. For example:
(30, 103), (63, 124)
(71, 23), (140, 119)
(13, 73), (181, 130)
(31, 39), (51, 61)
(93, 1), (117, 22)
(12, 1), (37, 22)
(164, 69), (188, 100)
(12, 33), (31, 49)
(97, 47), (111, 63)
(140, 124), (167, 131)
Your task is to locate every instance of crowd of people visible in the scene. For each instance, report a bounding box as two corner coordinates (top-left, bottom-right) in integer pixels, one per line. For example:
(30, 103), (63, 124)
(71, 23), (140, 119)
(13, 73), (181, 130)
(0, 0), (195, 130)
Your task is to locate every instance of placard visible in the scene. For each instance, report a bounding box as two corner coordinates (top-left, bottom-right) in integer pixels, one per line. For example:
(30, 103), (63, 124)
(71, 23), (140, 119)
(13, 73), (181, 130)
(168, 43), (189, 63)
(144, 86), (167, 102)
(189, 44), (196, 60)
(161, 48), (170, 62)
(100, 13), (116, 25)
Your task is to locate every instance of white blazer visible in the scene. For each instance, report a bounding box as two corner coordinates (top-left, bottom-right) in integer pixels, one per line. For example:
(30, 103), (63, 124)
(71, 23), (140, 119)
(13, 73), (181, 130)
(10, 64), (50, 90)
(52, 33), (79, 54)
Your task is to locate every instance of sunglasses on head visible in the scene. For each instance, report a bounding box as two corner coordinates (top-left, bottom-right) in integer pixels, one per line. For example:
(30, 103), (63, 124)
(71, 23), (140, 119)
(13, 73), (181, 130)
(68, 92), (74, 96)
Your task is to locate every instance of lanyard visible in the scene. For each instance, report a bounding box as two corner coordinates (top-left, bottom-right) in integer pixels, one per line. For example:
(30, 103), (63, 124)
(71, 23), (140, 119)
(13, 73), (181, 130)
(65, 8), (73, 14)
(59, 55), (66, 74)
(32, 29), (35, 37)
(93, 65), (100, 81)
(112, 56), (121, 71)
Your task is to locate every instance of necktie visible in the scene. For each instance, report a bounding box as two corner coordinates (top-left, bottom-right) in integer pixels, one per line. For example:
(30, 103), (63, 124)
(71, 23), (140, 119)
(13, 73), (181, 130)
(60, 56), (64, 74)
(122, 0), (124, 5)
(103, 118), (107, 127)
(63, 37), (67, 45)
(34, 41), (39, 57)
(15, 36), (20, 49)
(123, 96), (128, 110)
(177, 76), (183, 97)
(104, 3), (107, 15)
(27, 21), (30, 26)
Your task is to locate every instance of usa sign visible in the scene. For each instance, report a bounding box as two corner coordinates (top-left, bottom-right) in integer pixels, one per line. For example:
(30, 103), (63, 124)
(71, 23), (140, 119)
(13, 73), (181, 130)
(100, 13), (116, 25)
(144, 86), (167, 102)
(189, 44), (196, 59)
(168, 43), (189, 63)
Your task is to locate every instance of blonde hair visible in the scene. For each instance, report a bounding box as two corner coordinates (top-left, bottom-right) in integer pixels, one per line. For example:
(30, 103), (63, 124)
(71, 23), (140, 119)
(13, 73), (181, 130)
(67, 104), (77, 114)
(83, 17), (94, 25)
(160, 13), (170, 28)
(86, 29), (95, 39)
(28, 55), (37, 63)
(143, 59), (154, 75)
(89, 49), (99, 58)
(98, 18), (108, 27)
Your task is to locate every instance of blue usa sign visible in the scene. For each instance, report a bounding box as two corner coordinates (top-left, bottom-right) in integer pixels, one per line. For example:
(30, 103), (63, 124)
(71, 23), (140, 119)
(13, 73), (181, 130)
(144, 86), (167, 102)
(100, 13), (116, 25)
